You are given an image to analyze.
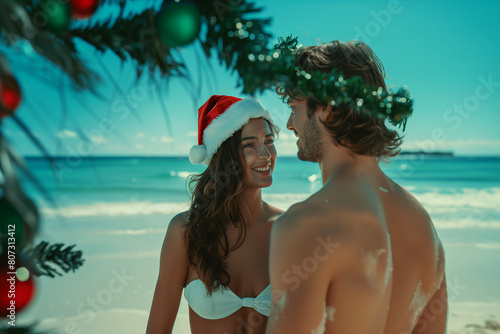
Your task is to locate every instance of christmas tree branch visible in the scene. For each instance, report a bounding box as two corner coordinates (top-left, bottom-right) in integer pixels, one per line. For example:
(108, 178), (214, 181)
(197, 1), (273, 94)
(21, 241), (85, 278)
(71, 8), (186, 79)
(1, 0), (276, 94)
(0, 0), (98, 91)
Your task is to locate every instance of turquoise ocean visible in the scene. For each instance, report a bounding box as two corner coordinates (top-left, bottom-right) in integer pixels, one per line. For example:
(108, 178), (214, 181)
(16, 155), (500, 330)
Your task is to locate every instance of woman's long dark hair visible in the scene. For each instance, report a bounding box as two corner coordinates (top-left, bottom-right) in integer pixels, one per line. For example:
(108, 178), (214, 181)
(184, 119), (279, 295)
(184, 127), (246, 295)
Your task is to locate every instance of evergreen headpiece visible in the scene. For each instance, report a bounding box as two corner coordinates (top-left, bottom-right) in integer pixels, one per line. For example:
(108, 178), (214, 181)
(271, 36), (413, 131)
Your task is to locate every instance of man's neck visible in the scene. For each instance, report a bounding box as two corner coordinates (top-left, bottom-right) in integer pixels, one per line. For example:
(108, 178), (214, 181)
(318, 146), (380, 185)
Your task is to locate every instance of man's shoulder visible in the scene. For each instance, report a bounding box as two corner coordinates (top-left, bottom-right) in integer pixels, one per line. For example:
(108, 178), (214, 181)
(269, 201), (356, 278)
(277, 190), (381, 224)
(399, 185), (430, 215)
(274, 195), (392, 267)
(315, 175), (384, 214)
(273, 201), (319, 230)
(273, 200), (356, 245)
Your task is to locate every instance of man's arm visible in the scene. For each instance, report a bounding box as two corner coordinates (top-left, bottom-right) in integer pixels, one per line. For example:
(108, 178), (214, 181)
(265, 204), (344, 334)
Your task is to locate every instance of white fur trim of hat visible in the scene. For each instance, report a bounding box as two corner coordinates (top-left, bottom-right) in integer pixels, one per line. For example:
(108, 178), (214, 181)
(189, 96), (273, 166)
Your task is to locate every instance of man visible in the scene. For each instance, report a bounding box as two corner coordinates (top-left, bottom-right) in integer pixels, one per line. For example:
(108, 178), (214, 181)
(266, 41), (447, 334)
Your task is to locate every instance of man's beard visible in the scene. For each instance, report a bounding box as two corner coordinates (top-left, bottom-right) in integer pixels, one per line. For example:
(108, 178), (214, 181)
(297, 116), (323, 162)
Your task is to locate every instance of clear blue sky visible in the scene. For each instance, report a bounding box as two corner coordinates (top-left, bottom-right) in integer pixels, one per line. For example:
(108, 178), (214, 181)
(3, 0), (500, 157)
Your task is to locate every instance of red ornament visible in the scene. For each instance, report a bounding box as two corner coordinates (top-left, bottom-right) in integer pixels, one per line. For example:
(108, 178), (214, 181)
(69, 0), (100, 19)
(0, 258), (36, 317)
(0, 74), (21, 118)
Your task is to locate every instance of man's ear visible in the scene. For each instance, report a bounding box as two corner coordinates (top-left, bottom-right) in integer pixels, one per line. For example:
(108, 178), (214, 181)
(318, 104), (334, 122)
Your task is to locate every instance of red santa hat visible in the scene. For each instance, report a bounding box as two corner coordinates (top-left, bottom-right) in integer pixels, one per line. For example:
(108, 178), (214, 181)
(189, 95), (273, 165)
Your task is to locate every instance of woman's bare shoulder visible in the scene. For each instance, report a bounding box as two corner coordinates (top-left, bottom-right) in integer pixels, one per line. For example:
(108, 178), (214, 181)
(265, 203), (285, 222)
(170, 211), (189, 226)
(169, 211), (190, 228)
(163, 211), (190, 244)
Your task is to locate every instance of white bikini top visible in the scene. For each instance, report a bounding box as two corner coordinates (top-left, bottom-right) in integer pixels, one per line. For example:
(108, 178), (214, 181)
(184, 279), (272, 320)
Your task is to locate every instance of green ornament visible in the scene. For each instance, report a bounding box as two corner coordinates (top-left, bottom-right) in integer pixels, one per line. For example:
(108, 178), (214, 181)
(156, 1), (201, 48)
(34, 0), (71, 33)
(0, 197), (25, 246)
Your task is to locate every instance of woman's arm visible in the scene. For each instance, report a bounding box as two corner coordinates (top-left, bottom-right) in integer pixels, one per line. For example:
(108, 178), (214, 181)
(146, 212), (189, 334)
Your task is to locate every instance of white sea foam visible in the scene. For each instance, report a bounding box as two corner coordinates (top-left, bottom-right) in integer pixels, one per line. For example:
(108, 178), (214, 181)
(38, 187), (500, 226)
(85, 251), (160, 260)
(446, 242), (500, 250)
(41, 201), (189, 218)
(168, 170), (196, 179)
(433, 219), (500, 230)
(308, 173), (321, 183)
(176, 171), (194, 179)
(414, 187), (500, 213)
(411, 187), (500, 229)
(474, 243), (500, 250)
(302, 185), (500, 229)
(86, 228), (167, 236)
(263, 193), (312, 209)
(38, 193), (307, 218)
(263, 193), (312, 201)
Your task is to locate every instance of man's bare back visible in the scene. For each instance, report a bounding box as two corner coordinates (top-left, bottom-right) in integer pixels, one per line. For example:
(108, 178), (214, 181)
(267, 164), (446, 334)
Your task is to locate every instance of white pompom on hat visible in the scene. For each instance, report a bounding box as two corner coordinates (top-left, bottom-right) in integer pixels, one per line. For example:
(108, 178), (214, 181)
(189, 95), (273, 166)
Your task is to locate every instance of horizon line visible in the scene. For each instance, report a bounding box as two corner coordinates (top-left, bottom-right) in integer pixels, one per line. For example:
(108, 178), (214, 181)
(21, 154), (500, 159)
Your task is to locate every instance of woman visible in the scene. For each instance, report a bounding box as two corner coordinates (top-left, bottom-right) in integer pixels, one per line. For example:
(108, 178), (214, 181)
(146, 95), (283, 334)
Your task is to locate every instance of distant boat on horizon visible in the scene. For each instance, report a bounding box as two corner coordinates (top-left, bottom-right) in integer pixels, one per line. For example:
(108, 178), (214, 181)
(399, 150), (454, 157)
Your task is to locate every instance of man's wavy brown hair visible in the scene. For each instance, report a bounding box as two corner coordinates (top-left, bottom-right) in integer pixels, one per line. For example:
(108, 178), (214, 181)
(184, 119), (278, 295)
(278, 40), (403, 160)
